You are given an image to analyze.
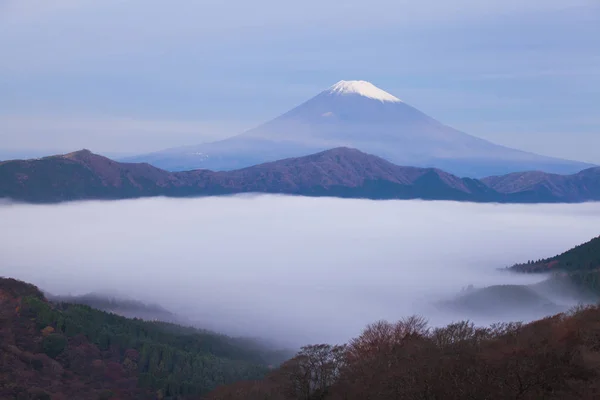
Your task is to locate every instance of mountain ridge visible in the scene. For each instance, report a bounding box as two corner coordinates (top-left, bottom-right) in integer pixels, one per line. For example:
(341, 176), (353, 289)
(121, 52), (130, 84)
(1, 147), (600, 203)
(510, 235), (600, 274)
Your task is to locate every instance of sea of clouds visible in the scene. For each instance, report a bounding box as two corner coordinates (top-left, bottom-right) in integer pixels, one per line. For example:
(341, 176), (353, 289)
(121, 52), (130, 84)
(1, 195), (599, 346)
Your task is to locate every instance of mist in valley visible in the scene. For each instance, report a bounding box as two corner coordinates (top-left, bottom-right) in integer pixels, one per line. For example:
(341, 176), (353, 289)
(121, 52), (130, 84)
(1, 196), (599, 347)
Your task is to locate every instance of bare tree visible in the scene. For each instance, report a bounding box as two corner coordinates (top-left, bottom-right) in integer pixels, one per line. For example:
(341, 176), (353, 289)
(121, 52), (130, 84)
(274, 344), (346, 400)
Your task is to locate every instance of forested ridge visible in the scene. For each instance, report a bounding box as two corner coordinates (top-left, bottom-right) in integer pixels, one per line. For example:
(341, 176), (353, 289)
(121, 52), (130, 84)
(3, 148), (600, 204)
(510, 235), (600, 296)
(511, 235), (600, 273)
(0, 277), (281, 400)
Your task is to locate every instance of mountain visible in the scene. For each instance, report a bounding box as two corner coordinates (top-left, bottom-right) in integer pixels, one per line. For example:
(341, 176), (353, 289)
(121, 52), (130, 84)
(0, 149), (177, 202)
(0, 147), (495, 203)
(483, 168), (600, 202)
(181, 146), (497, 201)
(2, 148), (600, 203)
(125, 80), (593, 177)
(0, 277), (280, 399)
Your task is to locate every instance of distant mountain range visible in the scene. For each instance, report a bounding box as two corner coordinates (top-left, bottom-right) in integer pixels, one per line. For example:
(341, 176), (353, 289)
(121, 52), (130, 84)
(1, 147), (600, 203)
(124, 80), (593, 177)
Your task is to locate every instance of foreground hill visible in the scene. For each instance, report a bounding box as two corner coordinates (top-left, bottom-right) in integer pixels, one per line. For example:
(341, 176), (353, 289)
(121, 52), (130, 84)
(2, 148), (600, 203)
(0, 277), (281, 399)
(125, 80), (592, 177)
(7, 276), (600, 399)
(206, 309), (600, 400)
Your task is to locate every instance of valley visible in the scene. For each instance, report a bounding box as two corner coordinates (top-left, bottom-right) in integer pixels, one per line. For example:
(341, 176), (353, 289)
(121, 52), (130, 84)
(3, 233), (600, 399)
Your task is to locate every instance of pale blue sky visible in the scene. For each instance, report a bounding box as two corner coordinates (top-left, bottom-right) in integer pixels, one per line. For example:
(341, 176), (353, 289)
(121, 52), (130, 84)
(0, 0), (599, 162)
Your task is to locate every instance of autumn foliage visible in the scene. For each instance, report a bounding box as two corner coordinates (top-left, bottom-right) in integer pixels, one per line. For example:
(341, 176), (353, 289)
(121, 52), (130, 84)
(6, 274), (600, 399)
(206, 309), (600, 400)
(0, 277), (276, 400)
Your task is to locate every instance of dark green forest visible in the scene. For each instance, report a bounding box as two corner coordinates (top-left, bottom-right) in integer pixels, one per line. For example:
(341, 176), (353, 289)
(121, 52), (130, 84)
(27, 297), (275, 397)
(0, 277), (287, 399)
(511, 235), (600, 295)
(512, 235), (600, 273)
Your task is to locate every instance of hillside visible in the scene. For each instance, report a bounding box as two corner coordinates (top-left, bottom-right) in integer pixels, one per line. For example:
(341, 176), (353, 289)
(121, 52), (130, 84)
(0, 277), (280, 399)
(125, 80), (592, 177)
(508, 235), (600, 304)
(2, 148), (600, 204)
(8, 277), (600, 399)
(206, 307), (600, 400)
(0, 150), (177, 202)
(47, 293), (182, 324)
(510, 236), (600, 273)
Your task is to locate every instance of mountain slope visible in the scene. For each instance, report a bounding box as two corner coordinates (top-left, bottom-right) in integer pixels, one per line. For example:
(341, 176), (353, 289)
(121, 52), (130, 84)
(0, 150), (178, 202)
(510, 236), (600, 274)
(0, 277), (275, 399)
(206, 304), (600, 400)
(188, 147), (497, 200)
(47, 293), (181, 323)
(126, 80), (592, 177)
(2, 148), (600, 203)
(509, 235), (600, 304)
(483, 168), (600, 202)
(441, 237), (600, 322)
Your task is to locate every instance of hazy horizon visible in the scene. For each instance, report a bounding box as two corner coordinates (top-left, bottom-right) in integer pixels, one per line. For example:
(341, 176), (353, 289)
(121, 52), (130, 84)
(1, 196), (599, 345)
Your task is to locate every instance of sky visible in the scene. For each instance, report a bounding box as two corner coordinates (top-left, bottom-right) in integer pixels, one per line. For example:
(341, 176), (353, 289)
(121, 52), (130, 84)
(2, 196), (600, 345)
(0, 0), (599, 162)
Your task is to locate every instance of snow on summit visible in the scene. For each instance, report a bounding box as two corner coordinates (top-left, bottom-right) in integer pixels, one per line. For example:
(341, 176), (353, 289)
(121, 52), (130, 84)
(327, 80), (402, 103)
(127, 79), (592, 177)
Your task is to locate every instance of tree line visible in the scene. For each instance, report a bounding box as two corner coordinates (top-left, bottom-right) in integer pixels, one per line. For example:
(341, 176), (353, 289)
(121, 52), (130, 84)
(206, 308), (600, 400)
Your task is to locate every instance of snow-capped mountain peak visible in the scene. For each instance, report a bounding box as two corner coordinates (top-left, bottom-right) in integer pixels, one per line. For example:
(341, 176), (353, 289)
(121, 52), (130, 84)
(327, 80), (402, 103)
(126, 80), (592, 177)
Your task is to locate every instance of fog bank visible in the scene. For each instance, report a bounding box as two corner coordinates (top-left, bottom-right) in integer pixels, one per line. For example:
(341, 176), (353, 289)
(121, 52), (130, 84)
(1, 196), (599, 345)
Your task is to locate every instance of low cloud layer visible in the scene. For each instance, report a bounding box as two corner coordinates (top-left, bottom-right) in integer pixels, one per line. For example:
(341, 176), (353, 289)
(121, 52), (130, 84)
(1, 196), (599, 345)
